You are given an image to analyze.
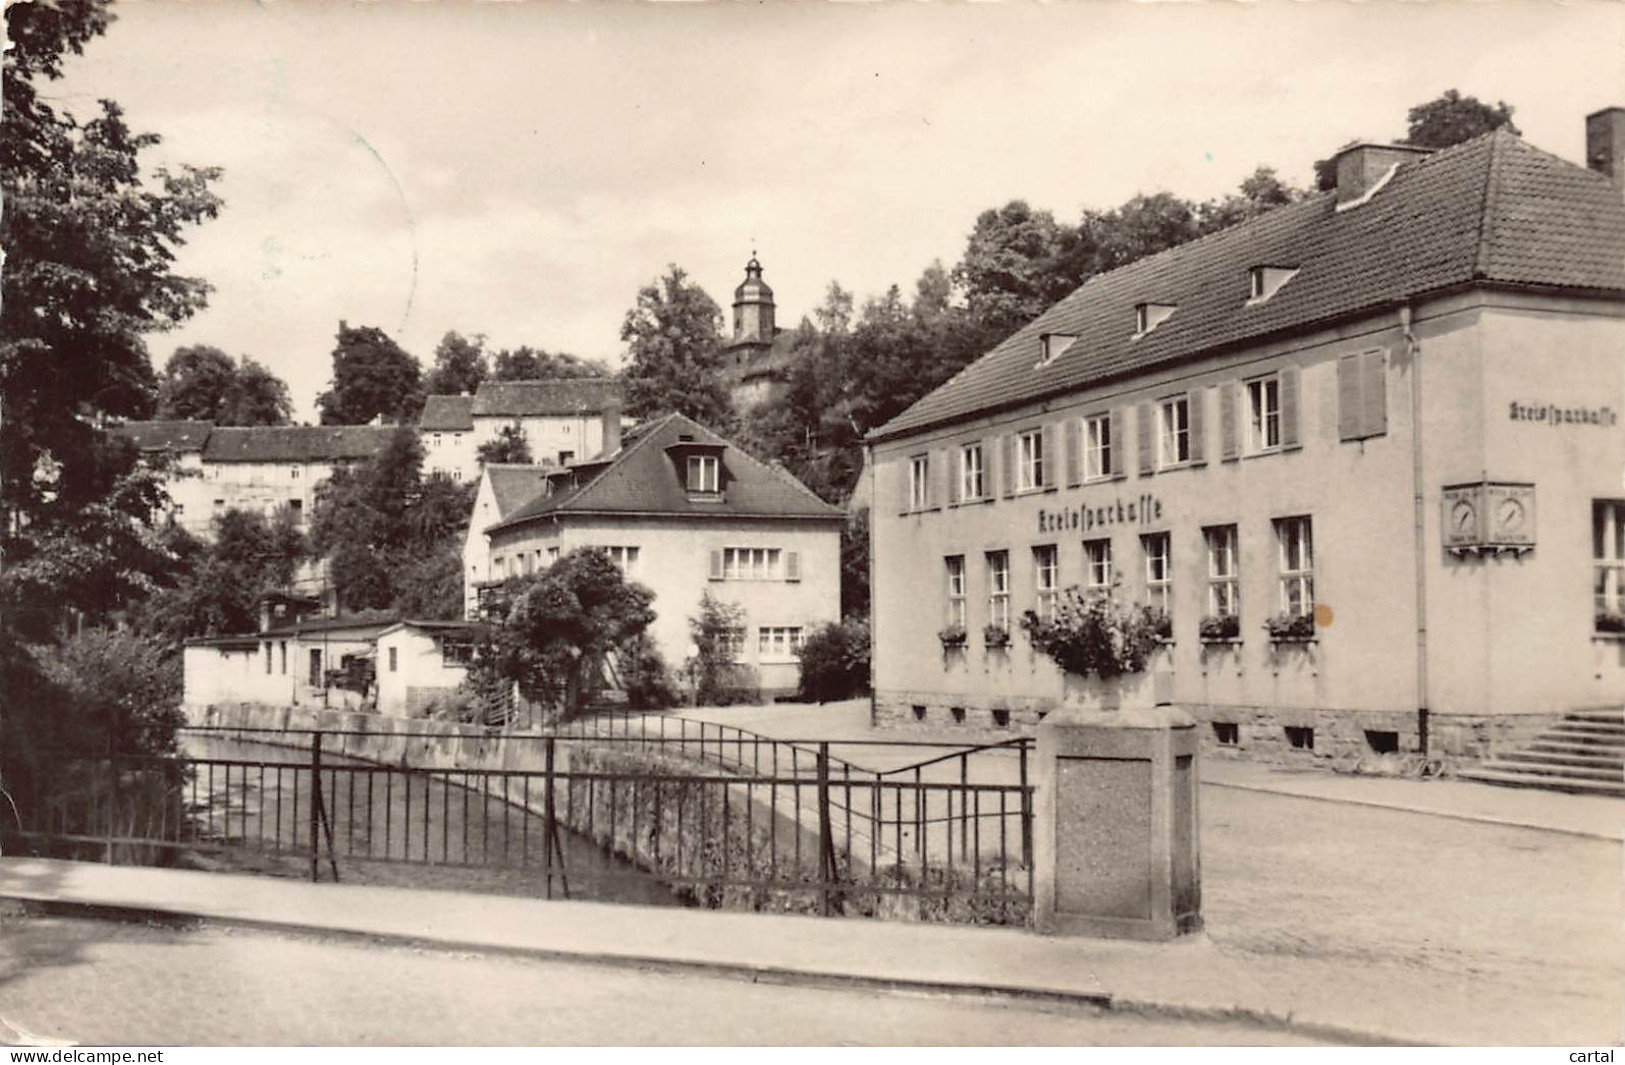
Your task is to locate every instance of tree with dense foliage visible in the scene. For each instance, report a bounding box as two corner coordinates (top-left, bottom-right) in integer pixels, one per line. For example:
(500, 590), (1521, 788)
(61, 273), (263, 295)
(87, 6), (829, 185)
(0, 0), (221, 639)
(477, 548), (656, 719)
(1314, 89), (1520, 189)
(620, 264), (734, 427)
(309, 429), (473, 615)
(952, 201), (1082, 340)
(129, 508), (306, 647)
(315, 322), (424, 425)
(688, 591), (750, 705)
(796, 616), (871, 703)
(423, 331), (488, 397)
(490, 345), (609, 382)
(476, 423), (533, 465)
(156, 344), (291, 425)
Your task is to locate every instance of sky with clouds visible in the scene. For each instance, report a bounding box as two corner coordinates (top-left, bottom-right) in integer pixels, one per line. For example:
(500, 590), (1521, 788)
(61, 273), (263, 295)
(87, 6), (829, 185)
(49, 0), (1625, 421)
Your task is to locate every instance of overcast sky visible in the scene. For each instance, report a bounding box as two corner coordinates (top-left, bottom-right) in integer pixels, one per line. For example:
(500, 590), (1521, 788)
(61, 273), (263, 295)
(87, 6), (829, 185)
(51, 0), (1625, 422)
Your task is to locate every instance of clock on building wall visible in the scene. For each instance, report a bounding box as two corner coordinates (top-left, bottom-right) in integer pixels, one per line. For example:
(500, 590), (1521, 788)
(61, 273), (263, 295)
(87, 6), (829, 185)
(1442, 481), (1535, 556)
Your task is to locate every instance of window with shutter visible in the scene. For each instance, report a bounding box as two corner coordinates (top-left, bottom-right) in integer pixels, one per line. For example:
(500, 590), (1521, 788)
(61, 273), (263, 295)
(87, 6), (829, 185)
(1041, 424), (1057, 489)
(937, 448), (951, 508)
(1360, 350), (1387, 439)
(1337, 353), (1363, 441)
(1001, 435), (1016, 498)
(1188, 387), (1207, 465)
(1083, 413), (1112, 482)
(1220, 382), (1239, 461)
(709, 550), (724, 581)
(1279, 365), (1301, 450)
(1137, 402), (1155, 476)
(1064, 419), (1082, 487)
(785, 551), (801, 582)
(1109, 410), (1126, 479)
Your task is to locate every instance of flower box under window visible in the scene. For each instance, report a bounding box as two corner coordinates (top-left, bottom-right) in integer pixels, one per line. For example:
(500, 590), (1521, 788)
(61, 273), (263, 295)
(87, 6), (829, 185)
(983, 624), (1012, 650)
(1596, 611), (1625, 635)
(1265, 612), (1317, 642)
(938, 625), (968, 649)
(1200, 613), (1242, 642)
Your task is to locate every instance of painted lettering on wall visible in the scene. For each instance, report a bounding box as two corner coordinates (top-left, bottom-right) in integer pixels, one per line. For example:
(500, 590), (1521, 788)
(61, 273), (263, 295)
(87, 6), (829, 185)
(1507, 402), (1618, 428)
(1038, 494), (1163, 535)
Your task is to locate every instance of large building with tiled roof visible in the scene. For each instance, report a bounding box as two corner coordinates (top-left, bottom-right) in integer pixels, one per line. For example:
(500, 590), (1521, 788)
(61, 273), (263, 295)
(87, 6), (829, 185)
(866, 110), (1625, 767)
(420, 377), (625, 482)
(466, 412), (843, 695)
(111, 420), (399, 537)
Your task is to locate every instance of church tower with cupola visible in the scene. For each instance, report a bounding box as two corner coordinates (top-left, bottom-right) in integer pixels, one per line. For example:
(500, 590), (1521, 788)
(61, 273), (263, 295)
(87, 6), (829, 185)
(731, 254), (776, 345)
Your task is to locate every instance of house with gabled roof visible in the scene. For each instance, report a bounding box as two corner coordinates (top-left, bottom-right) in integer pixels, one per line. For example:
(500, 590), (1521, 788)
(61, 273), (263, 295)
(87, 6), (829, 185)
(420, 378), (625, 482)
(468, 412), (844, 696)
(866, 110), (1625, 772)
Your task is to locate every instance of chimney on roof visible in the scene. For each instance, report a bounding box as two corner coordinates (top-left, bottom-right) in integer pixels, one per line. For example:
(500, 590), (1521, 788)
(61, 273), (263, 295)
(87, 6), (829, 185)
(1332, 142), (1432, 204)
(601, 400), (622, 458)
(1586, 107), (1625, 192)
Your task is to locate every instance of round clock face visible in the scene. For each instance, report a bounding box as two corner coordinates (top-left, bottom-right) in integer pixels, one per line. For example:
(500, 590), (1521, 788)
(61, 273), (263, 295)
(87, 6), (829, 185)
(1451, 498), (1477, 534)
(1496, 497), (1525, 533)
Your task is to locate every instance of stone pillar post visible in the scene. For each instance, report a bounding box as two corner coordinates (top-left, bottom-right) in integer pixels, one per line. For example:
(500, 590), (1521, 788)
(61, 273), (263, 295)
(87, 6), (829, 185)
(1033, 704), (1202, 940)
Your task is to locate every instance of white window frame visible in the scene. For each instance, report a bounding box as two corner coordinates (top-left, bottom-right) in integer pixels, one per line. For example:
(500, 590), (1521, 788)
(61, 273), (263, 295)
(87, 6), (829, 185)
(1083, 413), (1112, 482)
(1595, 501), (1625, 624)
(946, 555), (967, 629)
(909, 454), (930, 510)
(986, 551), (1010, 632)
(1246, 374), (1282, 454)
(1158, 396), (1190, 468)
(1143, 532), (1172, 618)
(1084, 539), (1113, 593)
(757, 626), (804, 661)
(1016, 430), (1044, 492)
(687, 454), (719, 493)
(959, 443), (984, 501)
(1033, 545), (1059, 621)
(1276, 516), (1314, 617)
(722, 547), (782, 581)
(1205, 525), (1240, 618)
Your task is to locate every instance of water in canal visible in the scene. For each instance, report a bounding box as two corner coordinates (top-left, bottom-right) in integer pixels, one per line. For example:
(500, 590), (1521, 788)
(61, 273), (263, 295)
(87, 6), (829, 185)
(179, 735), (687, 908)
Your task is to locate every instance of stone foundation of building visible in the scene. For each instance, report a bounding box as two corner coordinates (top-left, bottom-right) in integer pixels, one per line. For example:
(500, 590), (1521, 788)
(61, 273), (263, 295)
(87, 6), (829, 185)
(872, 692), (1563, 770)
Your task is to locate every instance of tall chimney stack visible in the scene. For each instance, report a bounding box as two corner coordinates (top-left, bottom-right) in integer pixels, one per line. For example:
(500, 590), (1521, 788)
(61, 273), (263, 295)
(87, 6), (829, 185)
(600, 401), (623, 459)
(1331, 142), (1433, 205)
(1586, 107), (1625, 190)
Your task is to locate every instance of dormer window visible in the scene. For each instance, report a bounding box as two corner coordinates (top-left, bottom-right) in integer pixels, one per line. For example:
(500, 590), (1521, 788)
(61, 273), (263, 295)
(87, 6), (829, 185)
(1036, 333), (1077, 368)
(1247, 265), (1300, 306)
(1134, 302), (1177, 338)
(687, 454), (719, 493)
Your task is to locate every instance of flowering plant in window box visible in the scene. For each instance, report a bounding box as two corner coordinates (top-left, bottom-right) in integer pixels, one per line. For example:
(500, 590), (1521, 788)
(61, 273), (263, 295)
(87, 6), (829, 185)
(1019, 586), (1162, 679)
(1264, 612), (1317, 641)
(1149, 608), (1173, 642)
(1199, 613), (1241, 641)
(982, 624), (1013, 650)
(1596, 610), (1625, 635)
(937, 624), (968, 649)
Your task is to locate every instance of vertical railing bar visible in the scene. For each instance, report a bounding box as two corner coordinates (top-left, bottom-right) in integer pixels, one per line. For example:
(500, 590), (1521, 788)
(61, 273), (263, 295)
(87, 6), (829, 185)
(1020, 741), (1034, 901)
(309, 732), (322, 882)
(543, 739), (556, 899)
(817, 742), (833, 917)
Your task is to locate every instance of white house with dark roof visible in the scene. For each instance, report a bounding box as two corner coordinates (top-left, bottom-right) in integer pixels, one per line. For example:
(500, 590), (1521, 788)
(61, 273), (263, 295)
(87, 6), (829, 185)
(420, 378), (625, 482)
(468, 412), (844, 696)
(867, 112), (1625, 774)
(461, 463), (555, 618)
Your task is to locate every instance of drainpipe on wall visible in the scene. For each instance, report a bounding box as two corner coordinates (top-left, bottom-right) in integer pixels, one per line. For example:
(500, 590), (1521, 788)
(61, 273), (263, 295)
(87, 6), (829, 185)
(1402, 304), (1430, 755)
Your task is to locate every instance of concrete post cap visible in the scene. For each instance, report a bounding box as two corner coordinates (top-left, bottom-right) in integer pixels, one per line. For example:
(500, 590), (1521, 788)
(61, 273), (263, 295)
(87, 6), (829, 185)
(1040, 704), (1197, 731)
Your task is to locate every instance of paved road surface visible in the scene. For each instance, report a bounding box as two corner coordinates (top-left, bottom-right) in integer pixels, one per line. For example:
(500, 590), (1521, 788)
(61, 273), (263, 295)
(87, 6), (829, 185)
(0, 913), (1332, 1046)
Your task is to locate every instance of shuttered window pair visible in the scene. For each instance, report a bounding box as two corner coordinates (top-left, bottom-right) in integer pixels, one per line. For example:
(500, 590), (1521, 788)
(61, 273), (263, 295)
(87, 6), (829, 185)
(708, 549), (801, 582)
(1216, 367), (1302, 461)
(1138, 392), (1208, 475)
(1063, 412), (1122, 486)
(1338, 349), (1389, 441)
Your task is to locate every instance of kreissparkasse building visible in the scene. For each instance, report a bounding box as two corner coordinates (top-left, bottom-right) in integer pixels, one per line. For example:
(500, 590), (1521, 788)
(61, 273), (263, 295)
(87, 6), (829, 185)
(866, 110), (1625, 769)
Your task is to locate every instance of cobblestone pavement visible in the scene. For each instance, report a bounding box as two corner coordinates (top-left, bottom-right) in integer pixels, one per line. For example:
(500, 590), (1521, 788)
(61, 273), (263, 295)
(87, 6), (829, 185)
(0, 912), (1333, 1046)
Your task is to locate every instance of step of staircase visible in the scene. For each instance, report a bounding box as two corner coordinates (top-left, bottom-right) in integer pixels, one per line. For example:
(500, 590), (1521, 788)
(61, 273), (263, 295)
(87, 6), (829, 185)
(1511, 748), (1625, 770)
(1460, 709), (1625, 798)
(1482, 759), (1623, 783)
(1456, 766), (1625, 797)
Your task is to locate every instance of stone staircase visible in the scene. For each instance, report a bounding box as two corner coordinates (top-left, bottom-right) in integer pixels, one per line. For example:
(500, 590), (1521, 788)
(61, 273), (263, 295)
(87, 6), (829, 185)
(1457, 709), (1625, 798)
